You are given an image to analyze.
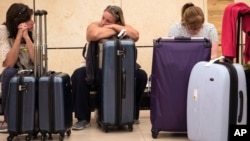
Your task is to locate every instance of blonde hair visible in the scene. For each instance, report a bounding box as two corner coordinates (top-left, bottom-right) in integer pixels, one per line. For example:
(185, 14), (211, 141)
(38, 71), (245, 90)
(104, 5), (125, 26)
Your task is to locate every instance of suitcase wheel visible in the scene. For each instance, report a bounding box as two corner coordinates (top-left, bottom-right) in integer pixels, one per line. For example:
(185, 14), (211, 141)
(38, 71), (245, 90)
(128, 124), (133, 131)
(103, 125), (109, 133)
(151, 128), (159, 138)
(66, 129), (71, 136)
(59, 132), (65, 141)
(25, 134), (32, 141)
(7, 134), (14, 141)
(41, 135), (46, 141)
(41, 133), (52, 141)
(32, 130), (39, 139)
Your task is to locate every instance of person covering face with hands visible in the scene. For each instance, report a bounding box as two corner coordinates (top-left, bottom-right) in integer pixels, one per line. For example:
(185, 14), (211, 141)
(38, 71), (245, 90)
(0, 3), (35, 132)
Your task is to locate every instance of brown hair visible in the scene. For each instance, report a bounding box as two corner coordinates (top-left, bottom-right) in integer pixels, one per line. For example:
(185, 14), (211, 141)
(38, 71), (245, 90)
(181, 3), (204, 30)
(4, 3), (33, 40)
(104, 5), (125, 26)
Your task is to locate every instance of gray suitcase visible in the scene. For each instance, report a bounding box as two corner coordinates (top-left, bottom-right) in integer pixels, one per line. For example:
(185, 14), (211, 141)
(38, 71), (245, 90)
(187, 57), (247, 141)
(96, 39), (135, 132)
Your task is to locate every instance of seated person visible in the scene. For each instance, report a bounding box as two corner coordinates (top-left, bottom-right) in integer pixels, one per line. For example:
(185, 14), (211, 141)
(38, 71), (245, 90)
(168, 2), (219, 59)
(71, 5), (148, 130)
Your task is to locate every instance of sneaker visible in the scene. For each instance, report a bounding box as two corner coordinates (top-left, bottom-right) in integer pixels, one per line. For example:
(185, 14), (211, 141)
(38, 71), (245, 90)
(134, 119), (140, 124)
(72, 120), (90, 130)
(0, 122), (8, 133)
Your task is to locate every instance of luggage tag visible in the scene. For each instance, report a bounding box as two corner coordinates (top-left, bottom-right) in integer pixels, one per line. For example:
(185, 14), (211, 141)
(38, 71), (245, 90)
(117, 29), (126, 39)
(18, 70), (34, 75)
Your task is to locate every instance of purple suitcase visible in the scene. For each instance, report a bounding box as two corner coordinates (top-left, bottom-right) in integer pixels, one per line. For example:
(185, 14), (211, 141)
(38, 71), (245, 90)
(150, 37), (211, 138)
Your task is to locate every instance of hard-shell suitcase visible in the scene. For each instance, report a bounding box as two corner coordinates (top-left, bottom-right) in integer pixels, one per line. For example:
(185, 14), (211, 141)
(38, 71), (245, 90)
(234, 12), (250, 125)
(187, 57), (247, 141)
(150, 37), (211, 138)
(6, 9), (48, 141)
(38, 72), (72, 140)
(7, 71), (37, 141)
(0, 88), (3, 115)
(96, 39), (135, 132)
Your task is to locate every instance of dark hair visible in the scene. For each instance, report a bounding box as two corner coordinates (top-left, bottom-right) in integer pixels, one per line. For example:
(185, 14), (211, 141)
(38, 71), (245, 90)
(4, 3), (33, 41)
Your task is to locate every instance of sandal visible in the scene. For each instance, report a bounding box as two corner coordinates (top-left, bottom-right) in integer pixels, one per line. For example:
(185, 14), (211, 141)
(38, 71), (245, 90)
(0, 121), (8, 133)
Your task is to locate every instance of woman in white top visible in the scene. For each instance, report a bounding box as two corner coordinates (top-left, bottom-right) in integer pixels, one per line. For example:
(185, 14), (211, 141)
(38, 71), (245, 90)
(0, 3), (35, 132)
(168, 2), (219, 59)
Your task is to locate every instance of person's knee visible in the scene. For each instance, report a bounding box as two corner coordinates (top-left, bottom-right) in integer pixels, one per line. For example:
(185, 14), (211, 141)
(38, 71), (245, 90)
(1, 68), (17, 80)
(71, 67), (86, 81)
(137, 69), (148, 84)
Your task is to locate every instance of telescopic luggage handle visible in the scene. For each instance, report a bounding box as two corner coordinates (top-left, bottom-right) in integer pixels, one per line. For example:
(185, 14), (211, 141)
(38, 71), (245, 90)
(34, 9), (48, 77)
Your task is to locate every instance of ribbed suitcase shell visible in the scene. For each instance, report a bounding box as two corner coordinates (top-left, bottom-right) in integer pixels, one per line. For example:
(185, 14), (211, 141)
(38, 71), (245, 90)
(187, 61), (247, 141)
(38, 72), (72, 139)
(150, 37), (211, 138)
(96, 39), (135, 132)
(8, 75), (36, 140)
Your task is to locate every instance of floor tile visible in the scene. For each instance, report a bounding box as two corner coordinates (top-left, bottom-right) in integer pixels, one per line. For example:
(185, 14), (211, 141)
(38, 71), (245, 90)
(0, 110), (190, 141)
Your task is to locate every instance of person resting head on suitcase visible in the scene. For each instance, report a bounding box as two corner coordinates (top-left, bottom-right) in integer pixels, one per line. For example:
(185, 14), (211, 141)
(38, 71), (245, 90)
(71, 5), (148, 130)
(167, 2), (219, 60)
(86, 5), (139, 42)
(0, 3), (35, 133)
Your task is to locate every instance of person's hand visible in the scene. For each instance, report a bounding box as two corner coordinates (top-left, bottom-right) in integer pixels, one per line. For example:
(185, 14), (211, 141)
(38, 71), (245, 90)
(17, 22), (29, 39)
(103, 24), (123, 34)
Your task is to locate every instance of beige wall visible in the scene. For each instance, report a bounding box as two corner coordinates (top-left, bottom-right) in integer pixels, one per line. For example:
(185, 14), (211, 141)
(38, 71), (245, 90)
(235, 0), (250, 4)
(1, 0), (207, 76)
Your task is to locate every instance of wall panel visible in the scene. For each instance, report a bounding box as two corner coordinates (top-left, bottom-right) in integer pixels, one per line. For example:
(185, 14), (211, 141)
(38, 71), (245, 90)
(34, 0), (121, 47)
(234, 0), (250, 4)
(0, 0), (207, 75)
(0, 0), (33, 21)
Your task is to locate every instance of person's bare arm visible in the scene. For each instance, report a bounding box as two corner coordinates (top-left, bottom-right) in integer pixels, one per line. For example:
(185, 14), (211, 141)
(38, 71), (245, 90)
(86, 22), (117, 42)
(210, 41), (218, 60)
(4, 23), (35, 67)
(3, 24), (24, 67)
(105, 24), (139, 42)
(23, 31), (34, 62)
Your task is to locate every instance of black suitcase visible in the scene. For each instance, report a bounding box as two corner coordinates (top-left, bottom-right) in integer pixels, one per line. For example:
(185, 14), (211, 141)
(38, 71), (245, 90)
(96, 39), (135, 132)
(0, 98), (3, 115)
(7, 71), (37, 141)
(38, 71), (72, 140)
(233, 12), (250, 125)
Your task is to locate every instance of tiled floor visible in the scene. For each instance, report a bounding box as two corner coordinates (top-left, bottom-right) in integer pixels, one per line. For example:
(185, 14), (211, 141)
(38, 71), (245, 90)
(0, 110), (190, 141)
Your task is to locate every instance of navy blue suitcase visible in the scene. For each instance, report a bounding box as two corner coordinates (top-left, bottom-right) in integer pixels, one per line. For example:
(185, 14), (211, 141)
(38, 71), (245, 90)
(96, 39), (135, 132)
(150, 37), (211, 138)
(7, 71), (37, 141)
(38, 72), (72, 140)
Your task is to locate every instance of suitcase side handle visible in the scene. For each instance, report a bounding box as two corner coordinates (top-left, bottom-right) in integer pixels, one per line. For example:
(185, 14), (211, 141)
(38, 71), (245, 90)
(122, 68), (126, 99)
(205, 56), (233, 67)
(237, 91), (244, 122)
(205, 56), (225, 67)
